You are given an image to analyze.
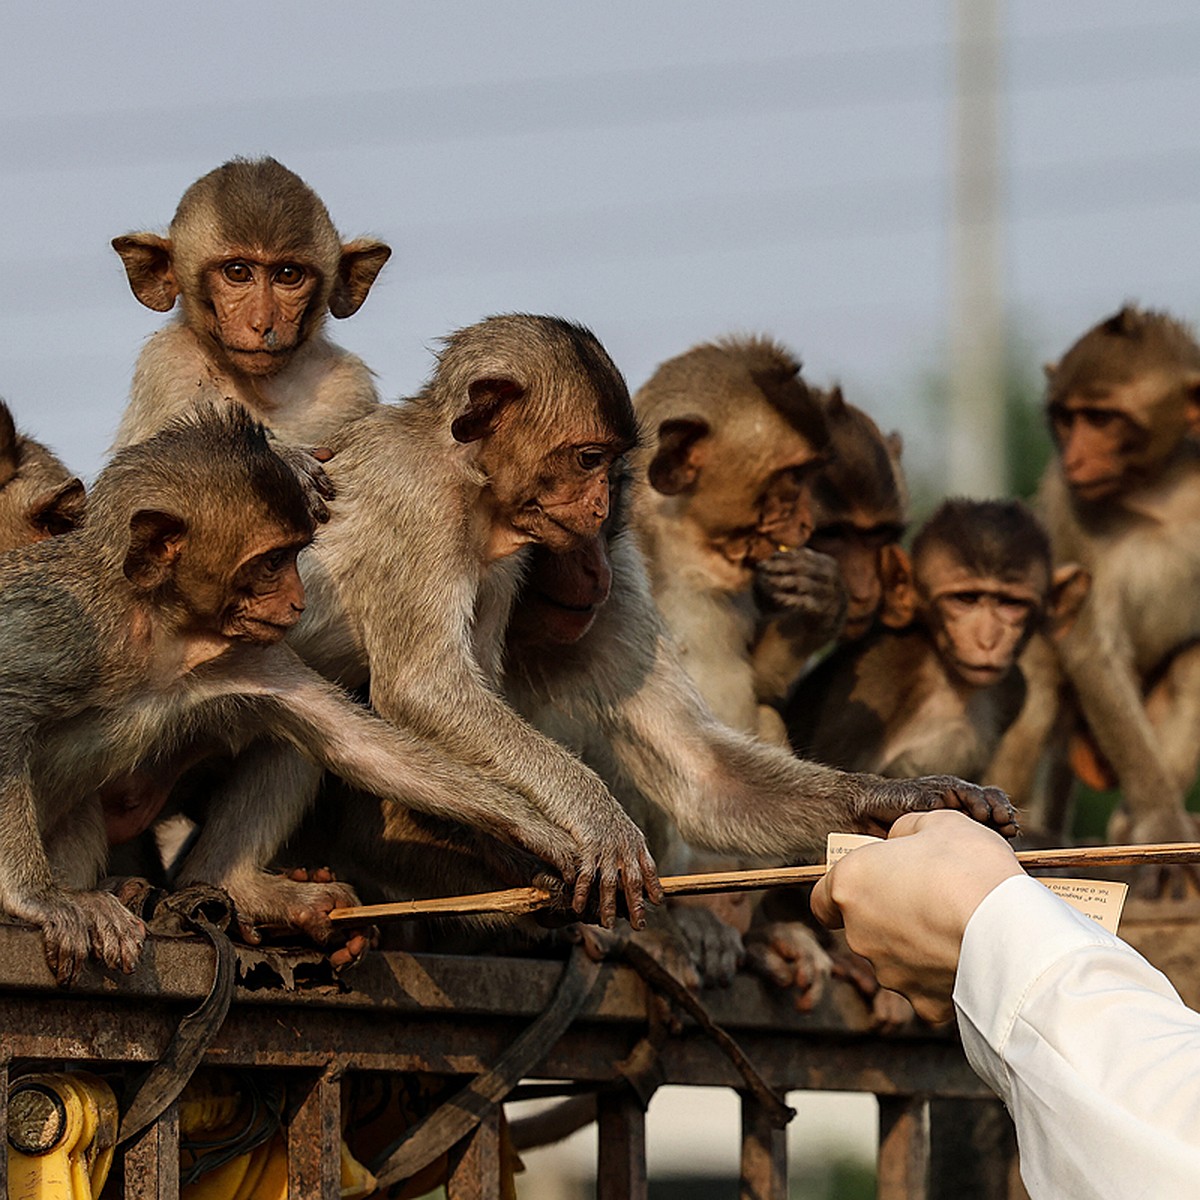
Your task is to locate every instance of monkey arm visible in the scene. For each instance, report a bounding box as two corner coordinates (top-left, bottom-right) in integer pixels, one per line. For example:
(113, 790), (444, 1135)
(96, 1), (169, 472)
(1056, 611), (1186, 830)
(649, 575), (763, 734)
(188, 648), (584, 879)
(359, 604), (660, 928)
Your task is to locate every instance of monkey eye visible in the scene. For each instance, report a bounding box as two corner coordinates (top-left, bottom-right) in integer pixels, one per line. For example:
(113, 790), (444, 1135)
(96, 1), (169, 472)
(223, 261), (253, 284)
(577, 448), (608, 472)
(274, 264), (306, 287)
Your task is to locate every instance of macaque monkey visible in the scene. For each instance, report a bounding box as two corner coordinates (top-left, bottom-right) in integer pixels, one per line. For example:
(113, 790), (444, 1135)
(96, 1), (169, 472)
(632, 336), (840, 746)
(753, 388), (909, 708)
(189, 317), (1015, 958)
(112, 156), (391, 448)
(787, 499), (1086, 781)
(1035, 305), (1200, 873)
(0, 406), (602, 984)
(0, 400), (85, 552)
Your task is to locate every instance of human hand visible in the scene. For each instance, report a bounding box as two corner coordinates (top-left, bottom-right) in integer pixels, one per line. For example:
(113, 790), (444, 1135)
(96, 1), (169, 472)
(810, 810), (1023, 1022)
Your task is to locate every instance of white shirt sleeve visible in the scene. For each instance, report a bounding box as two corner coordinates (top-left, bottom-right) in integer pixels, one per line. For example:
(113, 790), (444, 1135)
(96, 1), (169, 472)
(953, 874), (1200, 1199)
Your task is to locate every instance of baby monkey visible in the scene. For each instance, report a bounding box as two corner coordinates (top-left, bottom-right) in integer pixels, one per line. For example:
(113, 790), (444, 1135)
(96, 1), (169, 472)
(788, 499), (1087, 781)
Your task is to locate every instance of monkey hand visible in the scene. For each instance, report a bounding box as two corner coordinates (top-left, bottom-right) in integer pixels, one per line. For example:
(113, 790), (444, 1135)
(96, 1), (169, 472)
(754, 547), (847, 629)
(627, 924), (703, 992)
(269, 440), (336, 524)
(671, 904), (745, 988)
(226, 868), (363, 955)
(744, 921), (831, 1010)
(865, 775), (1019, 839)
(826, 937), (916, 1031)
(1109, 807), (1200, 900)
(14, 886), (146, 986)
(566, 805), (663, 933)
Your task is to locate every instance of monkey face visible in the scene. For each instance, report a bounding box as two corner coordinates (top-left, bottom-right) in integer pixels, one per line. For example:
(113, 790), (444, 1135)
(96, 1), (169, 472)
(808, 512), (905, 639)
(510, 534), (614, 647)
(482, 431), (628, 555)
(200, 256), (322, 377)
(212, 535), (309, 643)
(920, 552), (1042, 688)
(1048, 385), (1160, 501)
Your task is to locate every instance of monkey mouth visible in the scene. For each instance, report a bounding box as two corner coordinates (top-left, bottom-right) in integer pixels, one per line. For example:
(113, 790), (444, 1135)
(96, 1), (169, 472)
(1065, 474), (1122, 502)
(955, 661), (1006, 685)
(534, 591), (597, 616)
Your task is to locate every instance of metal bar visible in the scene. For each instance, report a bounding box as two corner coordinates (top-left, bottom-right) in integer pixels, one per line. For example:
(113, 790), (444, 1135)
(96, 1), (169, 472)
(446, 1107), (503, 1200)
(878, 1095), (930, 1200)
(739, 1089), (788, 1200)
(286, 1067), (342, 1200)
(929, 1097), (1019, 1200)
(597, 1088), (647, 1200)
(121, 1101), (180, 1200)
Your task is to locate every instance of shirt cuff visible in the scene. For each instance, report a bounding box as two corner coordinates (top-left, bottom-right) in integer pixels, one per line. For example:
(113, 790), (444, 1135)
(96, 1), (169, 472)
(953, 873), (1124, 1053)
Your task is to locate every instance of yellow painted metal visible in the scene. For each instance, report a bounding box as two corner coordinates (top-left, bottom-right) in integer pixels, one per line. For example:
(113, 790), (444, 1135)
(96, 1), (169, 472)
(5, 1072), (117, 1200)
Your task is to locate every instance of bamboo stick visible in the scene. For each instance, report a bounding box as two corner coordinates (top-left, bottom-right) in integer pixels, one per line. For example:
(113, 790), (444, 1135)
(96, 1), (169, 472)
(327, 841), (1200, 925)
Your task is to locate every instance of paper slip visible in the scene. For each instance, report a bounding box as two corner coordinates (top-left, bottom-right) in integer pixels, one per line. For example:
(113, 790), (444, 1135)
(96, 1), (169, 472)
(825, 833), (1129, 934)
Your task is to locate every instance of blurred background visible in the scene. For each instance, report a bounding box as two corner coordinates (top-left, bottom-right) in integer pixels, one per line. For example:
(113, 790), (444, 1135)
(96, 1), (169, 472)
(4, 2), (1198, 1193)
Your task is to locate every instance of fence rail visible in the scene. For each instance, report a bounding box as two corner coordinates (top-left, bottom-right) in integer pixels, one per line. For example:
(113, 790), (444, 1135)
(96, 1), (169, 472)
(0, 922), (1018, 1199)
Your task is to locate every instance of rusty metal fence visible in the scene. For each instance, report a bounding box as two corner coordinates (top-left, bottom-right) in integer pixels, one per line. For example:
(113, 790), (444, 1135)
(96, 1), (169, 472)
(0, 923), (1019, 1199)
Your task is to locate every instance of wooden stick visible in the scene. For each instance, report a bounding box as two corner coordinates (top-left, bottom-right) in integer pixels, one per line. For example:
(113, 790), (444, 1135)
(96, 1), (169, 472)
(328, 841), (1200, 925)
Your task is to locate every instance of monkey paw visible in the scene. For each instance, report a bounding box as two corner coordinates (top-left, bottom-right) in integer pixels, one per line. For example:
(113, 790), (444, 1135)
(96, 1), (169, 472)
(870, 988), (916, 1033)
(884, 776), (1019, 839)
(744, 921), (831, 1011)
(226, 869), (363, 953)
(627, 926), (702, 992)
(569, 811), (663, 933)
(754, 546), (847, 628)
(672, 905), (745, 988)
(270, 441), (336, 524)
(24, 888), (146, 986)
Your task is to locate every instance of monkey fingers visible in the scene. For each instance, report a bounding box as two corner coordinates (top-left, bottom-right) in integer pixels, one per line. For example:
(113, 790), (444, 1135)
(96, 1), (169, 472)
(673, 906), (744, 987)
(888, 776), (1019, 839)
(269, 441), (336, 524)
(754, 547), (846, 619)
(744, 921), (831, 1011)
(33, 890), (146, 985)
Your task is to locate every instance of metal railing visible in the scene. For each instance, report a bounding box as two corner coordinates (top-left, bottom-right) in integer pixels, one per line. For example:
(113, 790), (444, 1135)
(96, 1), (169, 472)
(0, 923), (1018, 1200)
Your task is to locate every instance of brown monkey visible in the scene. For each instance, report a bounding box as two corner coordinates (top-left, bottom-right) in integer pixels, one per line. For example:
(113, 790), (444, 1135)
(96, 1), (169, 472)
(787, 499), (1086, 781)
(0, 400), (85, 552)
(1035, 305), (1200, 873)
(112, 157), (390, 448)
(0, 405), (599, 984)
(753, 388), (909, 708)
(185, 316), (1015, 953)
(631, 336), (842, 746)
(178, 316), (662, 931)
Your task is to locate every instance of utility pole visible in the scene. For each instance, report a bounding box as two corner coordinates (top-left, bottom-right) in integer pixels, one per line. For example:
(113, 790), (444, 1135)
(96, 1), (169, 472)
(947, 0), (1006, 496)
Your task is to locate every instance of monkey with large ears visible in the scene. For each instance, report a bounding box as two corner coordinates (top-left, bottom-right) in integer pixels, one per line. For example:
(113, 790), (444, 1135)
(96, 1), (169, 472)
(787, 499), (1089, 781)
(111, 156), (391, 449)
(1033, 306), (1200, 886)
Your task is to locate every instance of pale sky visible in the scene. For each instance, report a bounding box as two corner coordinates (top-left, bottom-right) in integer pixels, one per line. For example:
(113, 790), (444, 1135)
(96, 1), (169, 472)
(3, 1), (1200, 482)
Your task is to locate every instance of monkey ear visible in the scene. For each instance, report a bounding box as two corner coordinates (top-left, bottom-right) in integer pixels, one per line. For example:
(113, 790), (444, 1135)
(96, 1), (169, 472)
(124, 509), (188, 590)
(0, 401), (18, 489)
(1046, 563), (1091, 641)
(885, 431), (904, 462)
(328, 239), (392, 319)
(112, 234), (179, 312)
(29, 478), (86, 538)
(451, 377), (526, 443)
(826, 385), (847, 415)
(1042, 361), (1058, 381)
(878, 544), (917, 628)
(647, 416), (710, 495)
